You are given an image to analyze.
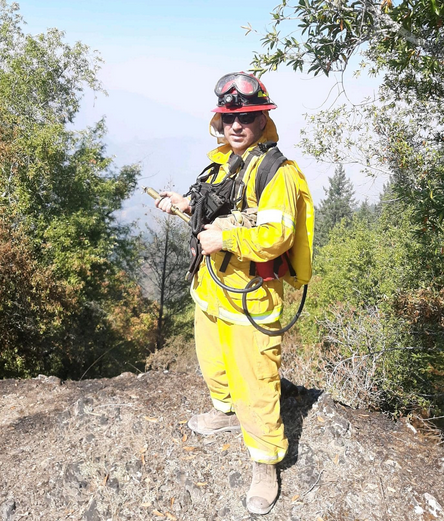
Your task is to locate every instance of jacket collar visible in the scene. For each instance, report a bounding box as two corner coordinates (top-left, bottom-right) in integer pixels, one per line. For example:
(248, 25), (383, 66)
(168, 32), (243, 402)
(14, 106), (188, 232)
(207, 137), (267, 164)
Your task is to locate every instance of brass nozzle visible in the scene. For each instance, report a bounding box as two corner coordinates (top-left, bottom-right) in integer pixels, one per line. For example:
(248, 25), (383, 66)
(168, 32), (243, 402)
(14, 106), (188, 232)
(143, 187), (191, 224)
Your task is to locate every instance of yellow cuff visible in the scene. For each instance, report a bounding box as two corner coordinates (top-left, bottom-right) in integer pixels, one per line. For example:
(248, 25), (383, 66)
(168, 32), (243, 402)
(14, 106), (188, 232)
(222, 229), (235, 251)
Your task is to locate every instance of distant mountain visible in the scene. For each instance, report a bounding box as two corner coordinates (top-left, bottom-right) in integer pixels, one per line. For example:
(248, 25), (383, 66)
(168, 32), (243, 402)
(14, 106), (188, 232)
(106, 135), (213, 229)
(77, 89), (215, 229)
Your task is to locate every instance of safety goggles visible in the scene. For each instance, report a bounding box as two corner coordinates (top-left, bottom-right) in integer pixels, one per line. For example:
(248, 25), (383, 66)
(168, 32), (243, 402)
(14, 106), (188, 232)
(215, 73), (261, 97)
(221, 112), (261, 125)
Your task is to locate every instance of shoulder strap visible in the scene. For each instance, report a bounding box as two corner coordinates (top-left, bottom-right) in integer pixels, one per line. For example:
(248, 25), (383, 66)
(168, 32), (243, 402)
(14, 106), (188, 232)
(234, 147), (262, 208)
(254, 145), (297, 279)
(255, 146), (288, 203)
(186, 163), (220, 197)
(198, 162), (218, 180)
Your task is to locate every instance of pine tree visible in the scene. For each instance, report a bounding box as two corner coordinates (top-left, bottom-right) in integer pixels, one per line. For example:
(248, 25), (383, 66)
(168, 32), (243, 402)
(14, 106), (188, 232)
(315, 164), (356, 250)
(356, 199), (377, 224)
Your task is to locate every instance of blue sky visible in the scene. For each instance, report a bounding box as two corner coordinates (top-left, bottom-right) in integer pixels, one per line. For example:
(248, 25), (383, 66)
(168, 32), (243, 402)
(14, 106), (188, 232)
(16, 0), (385, 217)
(19, 1), (280, 44)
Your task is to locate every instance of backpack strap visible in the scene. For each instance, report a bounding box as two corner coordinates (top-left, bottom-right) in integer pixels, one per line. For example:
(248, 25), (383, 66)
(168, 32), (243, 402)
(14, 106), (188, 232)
(196, 162), (220, 183)
(234, 147), (263, 207)
(282, 251), (296, 277)
(254, 145), (298, 280)
(255, 145), (288, 203)
(273, 256), (283, 279)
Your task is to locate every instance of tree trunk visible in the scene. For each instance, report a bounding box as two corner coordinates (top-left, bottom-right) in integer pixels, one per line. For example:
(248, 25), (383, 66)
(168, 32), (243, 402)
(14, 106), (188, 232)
(156, 218), (170, 350)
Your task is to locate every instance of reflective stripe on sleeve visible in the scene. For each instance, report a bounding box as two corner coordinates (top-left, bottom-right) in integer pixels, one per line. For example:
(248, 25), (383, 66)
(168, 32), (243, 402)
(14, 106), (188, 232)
(256, 209), (295, 230)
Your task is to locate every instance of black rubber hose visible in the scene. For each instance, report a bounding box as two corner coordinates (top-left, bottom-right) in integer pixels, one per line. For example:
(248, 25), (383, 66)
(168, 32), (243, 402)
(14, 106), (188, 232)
(205, 255), (263, 294)
(242, 281), (307, 337)
(205, 255), (307, 337)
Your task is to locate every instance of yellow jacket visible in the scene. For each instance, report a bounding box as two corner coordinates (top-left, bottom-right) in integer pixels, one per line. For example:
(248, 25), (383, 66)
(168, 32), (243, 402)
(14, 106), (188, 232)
(190, 114), (314, 325)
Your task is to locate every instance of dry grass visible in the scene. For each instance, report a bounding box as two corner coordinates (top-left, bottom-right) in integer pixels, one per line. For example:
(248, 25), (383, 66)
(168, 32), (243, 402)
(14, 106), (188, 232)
(145, 334), (198, 373)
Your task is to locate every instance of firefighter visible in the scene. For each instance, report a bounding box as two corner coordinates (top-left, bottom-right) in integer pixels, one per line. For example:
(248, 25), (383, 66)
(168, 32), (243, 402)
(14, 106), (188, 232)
(155, 72), (314, 515)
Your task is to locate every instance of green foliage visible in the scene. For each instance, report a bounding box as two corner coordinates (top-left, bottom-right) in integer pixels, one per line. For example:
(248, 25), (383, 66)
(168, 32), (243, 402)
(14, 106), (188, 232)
(355, 199), (378, 225)
(313, 304), (442, 415)
(298, 206), (444, 416)
(252, 0), (444, 88)
(0, 215), (76, 377)
(0, 2), (157, 379)
(252, 0), (444, 421)
(0, 0), (102, 123)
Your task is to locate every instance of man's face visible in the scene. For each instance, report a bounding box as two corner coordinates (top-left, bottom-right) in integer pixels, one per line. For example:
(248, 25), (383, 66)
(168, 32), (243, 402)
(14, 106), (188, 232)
(222, 111), (266, 155)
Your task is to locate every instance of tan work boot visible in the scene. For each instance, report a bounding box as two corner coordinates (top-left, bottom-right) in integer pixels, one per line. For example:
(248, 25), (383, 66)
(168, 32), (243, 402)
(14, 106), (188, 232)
(246, 462), (279, 515)
(188, 408), (241, 435)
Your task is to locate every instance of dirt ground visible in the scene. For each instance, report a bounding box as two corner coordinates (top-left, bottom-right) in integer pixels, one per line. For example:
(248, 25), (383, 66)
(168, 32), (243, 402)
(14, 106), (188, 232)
(0, 371), (443, 521)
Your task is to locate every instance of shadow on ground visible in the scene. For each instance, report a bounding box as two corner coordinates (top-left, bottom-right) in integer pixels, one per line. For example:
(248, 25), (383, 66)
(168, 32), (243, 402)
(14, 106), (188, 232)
(279, 377), (323, 471)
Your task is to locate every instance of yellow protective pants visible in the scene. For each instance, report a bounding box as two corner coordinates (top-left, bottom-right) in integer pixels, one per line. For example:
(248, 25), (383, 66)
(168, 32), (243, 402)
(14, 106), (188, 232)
(194, 306), (288, 464)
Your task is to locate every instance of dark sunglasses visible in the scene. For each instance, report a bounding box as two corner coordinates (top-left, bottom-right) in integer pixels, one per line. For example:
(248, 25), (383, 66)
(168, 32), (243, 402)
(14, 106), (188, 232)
(221, 112), (260, 125)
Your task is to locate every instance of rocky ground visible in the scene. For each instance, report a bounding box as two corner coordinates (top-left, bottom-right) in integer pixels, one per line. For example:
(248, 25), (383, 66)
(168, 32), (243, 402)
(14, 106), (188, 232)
(0, 371), (443, 521)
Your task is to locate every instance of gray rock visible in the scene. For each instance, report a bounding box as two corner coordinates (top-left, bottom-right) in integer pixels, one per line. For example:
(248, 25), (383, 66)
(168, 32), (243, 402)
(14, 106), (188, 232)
(73, 398), (85, 417)
(327, 414), (351, 438)
(184, 478), (204, 503)
(84, 499), (100, 521)
(218, 506), (230, 518)
(424, 493), (443, 518)
(229, 471), (243, 489)
(63, 462), (88, 494)
(0, 499), (15, 521)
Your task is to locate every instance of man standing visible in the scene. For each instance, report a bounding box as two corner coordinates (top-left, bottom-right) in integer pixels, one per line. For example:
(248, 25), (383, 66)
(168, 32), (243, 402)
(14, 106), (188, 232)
(155, 72), (313, 515)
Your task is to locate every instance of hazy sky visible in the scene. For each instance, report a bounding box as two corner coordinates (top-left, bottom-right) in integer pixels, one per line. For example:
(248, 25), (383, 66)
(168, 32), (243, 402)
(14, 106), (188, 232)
(16, 0), (385, 211)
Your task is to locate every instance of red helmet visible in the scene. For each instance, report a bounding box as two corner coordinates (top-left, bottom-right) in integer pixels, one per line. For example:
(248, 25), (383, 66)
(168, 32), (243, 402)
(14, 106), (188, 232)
(212, 72), (277, 113)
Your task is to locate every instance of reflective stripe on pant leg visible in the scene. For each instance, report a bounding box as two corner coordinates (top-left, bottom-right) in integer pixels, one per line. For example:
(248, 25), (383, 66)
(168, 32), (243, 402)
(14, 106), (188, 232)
(217, 318), (288, 464)
(194, 306), (233, 413)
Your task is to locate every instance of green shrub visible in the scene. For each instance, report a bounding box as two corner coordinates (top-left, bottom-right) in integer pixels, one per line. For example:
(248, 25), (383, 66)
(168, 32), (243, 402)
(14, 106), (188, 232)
(287, 208), (444, 420)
